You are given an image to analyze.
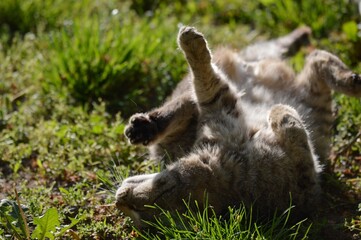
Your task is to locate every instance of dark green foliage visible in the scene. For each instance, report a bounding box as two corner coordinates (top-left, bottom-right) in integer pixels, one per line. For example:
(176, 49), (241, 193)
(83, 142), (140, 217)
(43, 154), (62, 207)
(45, 12), (185, 116)
(332, 95), (361, 177)
(0, 199), (29, 239)
(0, 0), (64, 37)
(130, 0), (358, 37)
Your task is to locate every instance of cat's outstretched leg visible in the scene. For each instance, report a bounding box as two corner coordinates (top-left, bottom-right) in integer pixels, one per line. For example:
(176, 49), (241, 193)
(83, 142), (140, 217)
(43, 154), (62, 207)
(115, 152), (215, 229)
(124, 92), (198, 161)
(240, 26), (311, 61)
(124, 95), (196, 146)
(297, 50), (361, 97)
(296, 50), (361, 163)
(178, 27), (239, 114)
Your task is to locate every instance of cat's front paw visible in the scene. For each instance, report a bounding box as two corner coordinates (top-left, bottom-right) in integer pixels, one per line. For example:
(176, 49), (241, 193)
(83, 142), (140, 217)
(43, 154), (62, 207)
(178, 26), (211, 64)
(124, 113), (158, 146)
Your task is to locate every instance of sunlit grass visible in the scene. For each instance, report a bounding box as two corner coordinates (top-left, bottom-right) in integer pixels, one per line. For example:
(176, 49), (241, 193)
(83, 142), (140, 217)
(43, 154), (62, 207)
(138, 201), (311, 240)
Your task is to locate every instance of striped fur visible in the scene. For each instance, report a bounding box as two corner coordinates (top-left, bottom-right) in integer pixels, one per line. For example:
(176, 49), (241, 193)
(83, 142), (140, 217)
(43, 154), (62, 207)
(117, 26), (361, 228)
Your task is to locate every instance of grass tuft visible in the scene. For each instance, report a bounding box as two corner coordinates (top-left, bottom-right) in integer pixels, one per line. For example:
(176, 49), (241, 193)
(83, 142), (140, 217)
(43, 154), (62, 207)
(138, 200), (311, 240)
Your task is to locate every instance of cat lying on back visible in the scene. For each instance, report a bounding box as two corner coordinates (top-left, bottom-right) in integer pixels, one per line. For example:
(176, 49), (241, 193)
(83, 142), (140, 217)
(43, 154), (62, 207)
(115, 26), (361, 228)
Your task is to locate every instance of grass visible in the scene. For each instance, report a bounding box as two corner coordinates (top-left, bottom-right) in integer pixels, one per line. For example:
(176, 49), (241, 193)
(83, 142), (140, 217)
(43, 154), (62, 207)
(45, 9), (186, 115)
(137, 201), (311, 240)
(0, 0), (360, 239)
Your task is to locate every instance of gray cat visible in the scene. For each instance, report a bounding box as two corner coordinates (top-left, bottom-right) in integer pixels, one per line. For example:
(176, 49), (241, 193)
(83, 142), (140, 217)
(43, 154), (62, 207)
(116, 26), (361, 228)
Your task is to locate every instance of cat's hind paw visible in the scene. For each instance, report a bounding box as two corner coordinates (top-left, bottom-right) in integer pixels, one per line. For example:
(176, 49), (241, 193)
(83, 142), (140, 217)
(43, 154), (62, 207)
(269, 104), (308, 145)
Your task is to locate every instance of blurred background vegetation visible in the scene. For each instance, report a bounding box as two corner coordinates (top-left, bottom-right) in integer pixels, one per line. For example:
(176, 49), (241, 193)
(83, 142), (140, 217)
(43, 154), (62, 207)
(0, 0), (360, 239)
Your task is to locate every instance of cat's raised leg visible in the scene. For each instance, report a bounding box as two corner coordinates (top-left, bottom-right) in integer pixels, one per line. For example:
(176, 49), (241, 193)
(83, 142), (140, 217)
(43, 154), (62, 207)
(178, 27), (239, 114)
(296, 50), (361, 163)
(240, 26), (311, 61)
(297, 50), (361, 97)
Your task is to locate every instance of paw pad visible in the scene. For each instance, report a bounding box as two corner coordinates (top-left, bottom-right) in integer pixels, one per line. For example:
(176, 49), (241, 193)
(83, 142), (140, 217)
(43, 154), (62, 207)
(178, 26), (211, 64)
(178, 27), (204, 44)
(125, 113), (158, 145)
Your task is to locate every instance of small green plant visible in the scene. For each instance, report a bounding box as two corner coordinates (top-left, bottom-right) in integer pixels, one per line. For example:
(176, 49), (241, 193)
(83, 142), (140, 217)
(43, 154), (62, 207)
(32, 208), (83, 240)
(0, 197), (84, 239)
(0, 198), (30, 239)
